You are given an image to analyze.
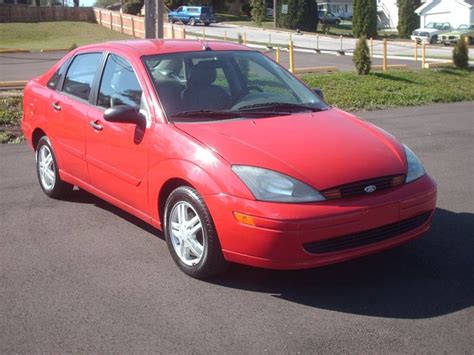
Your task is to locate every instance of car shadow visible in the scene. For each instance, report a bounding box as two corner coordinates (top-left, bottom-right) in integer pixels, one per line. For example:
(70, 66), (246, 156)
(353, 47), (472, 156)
(65, 188), (473, 319)
(209, 207), (474, 319)
(67, 188), (164, 239)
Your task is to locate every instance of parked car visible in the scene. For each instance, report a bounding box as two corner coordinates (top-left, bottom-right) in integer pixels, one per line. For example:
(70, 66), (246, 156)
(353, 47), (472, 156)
(318, 11), (341, 25)
(411, 22), (451, 44)
(22, 40), (437, 279)
(439, 24), (474, 45)
(168, 6), (215, 26)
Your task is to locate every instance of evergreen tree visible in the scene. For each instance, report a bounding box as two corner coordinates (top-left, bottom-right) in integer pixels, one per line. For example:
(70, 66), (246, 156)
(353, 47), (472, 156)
(353, 36), (371, 74)
(280, 0), (319, 31)
(353, 0), (377, 38)
(453, 37), (469, 69)
(397, 0), (421, 38)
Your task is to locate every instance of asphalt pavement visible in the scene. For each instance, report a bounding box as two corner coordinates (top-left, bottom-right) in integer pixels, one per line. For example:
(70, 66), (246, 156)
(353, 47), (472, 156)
(0, 102), (473, 352)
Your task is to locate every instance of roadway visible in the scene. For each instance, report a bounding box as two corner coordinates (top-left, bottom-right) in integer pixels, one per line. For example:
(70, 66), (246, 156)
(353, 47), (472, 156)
(1, 101), (473, 352)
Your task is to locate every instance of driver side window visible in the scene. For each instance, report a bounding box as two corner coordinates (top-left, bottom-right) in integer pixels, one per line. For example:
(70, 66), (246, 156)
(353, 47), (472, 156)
(98, 54), (143, 109)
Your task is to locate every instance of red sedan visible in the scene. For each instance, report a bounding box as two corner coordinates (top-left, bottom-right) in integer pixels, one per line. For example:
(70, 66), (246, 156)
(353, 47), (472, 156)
(22, 40), (437, 278)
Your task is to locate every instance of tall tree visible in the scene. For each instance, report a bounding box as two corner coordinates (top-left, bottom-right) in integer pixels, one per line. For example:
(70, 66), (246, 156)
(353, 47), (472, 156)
(353, 0), (377, 38)
(397, 0), (421, 38)
(280, 0), (319, 31)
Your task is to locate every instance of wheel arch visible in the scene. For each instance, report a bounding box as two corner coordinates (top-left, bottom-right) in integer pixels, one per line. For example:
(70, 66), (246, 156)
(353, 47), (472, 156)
(157, 177), (194, 226)
(32, 127), (47, 151)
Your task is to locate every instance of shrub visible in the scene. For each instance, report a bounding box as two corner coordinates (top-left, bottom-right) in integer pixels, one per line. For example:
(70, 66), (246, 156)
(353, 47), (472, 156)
(353, 36), (371, 75)
(123, 1), (143, 16)
(250, 0), (265, 26)
(353, 0), (377, 38)
(453, 37), (469, 69)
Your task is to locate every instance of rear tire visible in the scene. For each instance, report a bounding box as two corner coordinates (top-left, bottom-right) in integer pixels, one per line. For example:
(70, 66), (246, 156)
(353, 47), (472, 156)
(188, 17), (196, 26)
(36, 136), (73, 199)
(164, 186), (228, 279)
(430, 35), (438, 44)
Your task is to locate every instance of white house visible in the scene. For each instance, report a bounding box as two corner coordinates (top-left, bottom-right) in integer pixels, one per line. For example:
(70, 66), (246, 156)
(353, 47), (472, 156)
(318, 0), (354, 19)
(415, 0), (474, 28)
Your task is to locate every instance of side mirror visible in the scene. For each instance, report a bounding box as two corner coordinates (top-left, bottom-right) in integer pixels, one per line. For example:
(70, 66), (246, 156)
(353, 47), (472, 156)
(313, 88), (325, 101)
(104, 105), (142, 124)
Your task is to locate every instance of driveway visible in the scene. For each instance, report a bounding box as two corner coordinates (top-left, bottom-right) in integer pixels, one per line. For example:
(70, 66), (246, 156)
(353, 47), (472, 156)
(0, 102), (473, 352)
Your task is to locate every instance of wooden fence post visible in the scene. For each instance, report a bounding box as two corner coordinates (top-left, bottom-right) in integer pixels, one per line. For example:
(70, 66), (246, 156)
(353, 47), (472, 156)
(370, 37), (374, 59)
(383, 38), (388, 71)
(289, 41), (295, 73)
(275, 47), (280, 63)
(414, 40), (418, 61)
(422, 42), (426, 69)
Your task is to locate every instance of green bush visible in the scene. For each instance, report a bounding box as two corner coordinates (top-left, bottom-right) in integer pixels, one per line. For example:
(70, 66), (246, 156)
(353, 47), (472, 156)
(353, 36), (371, 75)
(250, 0), (265, 26)
(397, 0), (421, 38)
(453, 37), (469, 69)
(353, 0), (377, 38)
(123, 1), (143, 15)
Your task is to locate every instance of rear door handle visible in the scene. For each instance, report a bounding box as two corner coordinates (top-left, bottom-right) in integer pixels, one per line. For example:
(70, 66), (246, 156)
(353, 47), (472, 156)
(51, 102), (61, 111)
(89, 120), (103, 131)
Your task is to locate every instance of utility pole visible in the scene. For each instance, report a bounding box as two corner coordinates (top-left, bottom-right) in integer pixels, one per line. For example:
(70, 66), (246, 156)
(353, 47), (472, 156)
(156, 0), (164, 39)
(145, 0), (156, 39)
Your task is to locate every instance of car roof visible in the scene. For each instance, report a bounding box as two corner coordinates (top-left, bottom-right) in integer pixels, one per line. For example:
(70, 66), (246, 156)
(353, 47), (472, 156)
(76, 39), (252, 57)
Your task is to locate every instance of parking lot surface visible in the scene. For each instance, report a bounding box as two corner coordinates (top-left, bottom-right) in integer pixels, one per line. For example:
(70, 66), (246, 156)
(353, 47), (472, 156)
(0, 102), (473, 352)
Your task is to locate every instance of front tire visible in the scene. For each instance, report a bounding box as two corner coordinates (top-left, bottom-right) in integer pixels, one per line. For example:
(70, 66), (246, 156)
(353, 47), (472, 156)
(164, 186), (228, 279)
(36, 136), (73, 199)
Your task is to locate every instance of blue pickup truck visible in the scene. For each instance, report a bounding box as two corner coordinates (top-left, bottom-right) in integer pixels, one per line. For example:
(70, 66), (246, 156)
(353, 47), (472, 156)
(168, 6), (216, 26)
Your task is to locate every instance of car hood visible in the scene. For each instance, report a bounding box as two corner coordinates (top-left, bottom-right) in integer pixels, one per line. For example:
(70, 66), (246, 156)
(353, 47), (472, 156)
(175, 108), (407, 190)
(416, 28), (441, 34)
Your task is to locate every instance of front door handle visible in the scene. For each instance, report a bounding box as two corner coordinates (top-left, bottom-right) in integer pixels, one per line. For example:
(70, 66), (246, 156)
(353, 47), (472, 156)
(51, 102), (61, 111)
(89, 120), (103, 131)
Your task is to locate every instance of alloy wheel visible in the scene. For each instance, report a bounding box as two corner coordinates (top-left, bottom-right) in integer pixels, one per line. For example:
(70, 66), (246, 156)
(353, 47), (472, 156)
(169, 201), (205, 266)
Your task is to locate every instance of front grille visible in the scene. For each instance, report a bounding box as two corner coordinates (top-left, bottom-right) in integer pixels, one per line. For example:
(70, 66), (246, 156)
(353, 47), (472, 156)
(322, 175), (405, 200)
(303, 212), (432, 254)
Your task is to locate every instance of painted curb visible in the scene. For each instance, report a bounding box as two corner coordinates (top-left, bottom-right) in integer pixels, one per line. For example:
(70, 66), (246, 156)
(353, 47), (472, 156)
(0, 49), (31, 54)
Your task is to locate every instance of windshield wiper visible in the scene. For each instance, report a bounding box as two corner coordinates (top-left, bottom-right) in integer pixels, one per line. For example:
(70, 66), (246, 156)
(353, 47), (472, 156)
(170, 109), (292, 120)
(170, 110), (242, 119)
(237, 102), (325, 112)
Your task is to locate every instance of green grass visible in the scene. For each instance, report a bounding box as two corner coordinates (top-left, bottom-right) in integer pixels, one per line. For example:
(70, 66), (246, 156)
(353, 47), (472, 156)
(0, 21), (133, 51)
(301, 68), (474, 111)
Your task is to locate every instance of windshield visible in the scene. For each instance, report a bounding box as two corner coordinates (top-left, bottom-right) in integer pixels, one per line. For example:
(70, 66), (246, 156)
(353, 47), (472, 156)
(143, 50), (328, 122)
(425, 22), (446, 30)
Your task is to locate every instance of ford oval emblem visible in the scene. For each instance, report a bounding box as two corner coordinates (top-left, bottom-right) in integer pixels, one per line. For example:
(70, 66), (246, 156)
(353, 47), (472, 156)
(364, 185), (377, 193)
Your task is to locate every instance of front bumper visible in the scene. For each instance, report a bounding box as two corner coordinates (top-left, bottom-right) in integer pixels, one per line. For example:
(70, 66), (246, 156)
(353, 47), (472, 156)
(205, 174), (437, 270)
(411, 35), (430, 43)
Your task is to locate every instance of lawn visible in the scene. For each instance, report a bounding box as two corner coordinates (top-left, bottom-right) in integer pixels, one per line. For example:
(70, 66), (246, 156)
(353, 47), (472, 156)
(0, 21), (133, 51)
(1, 69), (473, 143)
(302, 68), (474, 111)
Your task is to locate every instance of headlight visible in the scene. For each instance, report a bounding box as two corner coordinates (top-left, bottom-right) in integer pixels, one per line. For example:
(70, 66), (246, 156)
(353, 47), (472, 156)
(231, 165), (325, 203)
(404, 145), (426, 183)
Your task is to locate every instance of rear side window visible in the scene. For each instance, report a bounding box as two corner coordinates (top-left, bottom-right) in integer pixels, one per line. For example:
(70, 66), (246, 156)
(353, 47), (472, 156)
(97, 54), (143, 109)
(63, 53), (102, 101)
(47, 59), (72, 90)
